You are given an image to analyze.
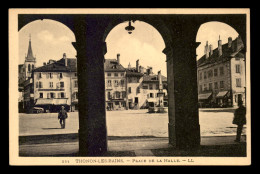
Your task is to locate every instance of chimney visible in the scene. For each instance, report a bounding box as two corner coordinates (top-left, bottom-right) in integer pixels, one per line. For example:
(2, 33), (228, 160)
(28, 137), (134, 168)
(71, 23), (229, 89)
(43, 62), (46, 66)
(128, 62), (131, 69)
(209, 44), (213, 56)
(136, 59), (139, 72)
(228, 37), (232, 48)
(63, 53), (67, 66)
(204, 41), (209, 58)
(218, 36), (222, 57)
(158, 70), (163, 91)
(235, 35), (243, 52)
(150, 67), (153, 74)
(117, 53), (120, 64)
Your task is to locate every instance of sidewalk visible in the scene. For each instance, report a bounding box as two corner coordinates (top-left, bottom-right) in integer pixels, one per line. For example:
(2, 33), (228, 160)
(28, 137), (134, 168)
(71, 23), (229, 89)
(19, 134), (247, 157)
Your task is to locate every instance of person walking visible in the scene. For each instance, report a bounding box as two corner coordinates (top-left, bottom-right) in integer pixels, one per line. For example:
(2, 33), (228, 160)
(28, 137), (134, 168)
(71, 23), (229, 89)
(58, 106), (68, 129)
(233, 100), (246, 142)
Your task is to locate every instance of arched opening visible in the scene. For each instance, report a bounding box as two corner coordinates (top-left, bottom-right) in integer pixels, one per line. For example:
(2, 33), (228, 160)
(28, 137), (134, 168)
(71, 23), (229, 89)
(18, 19), (79, 153)
(196, 21), (246, 141)
(103, 20), (169, 151)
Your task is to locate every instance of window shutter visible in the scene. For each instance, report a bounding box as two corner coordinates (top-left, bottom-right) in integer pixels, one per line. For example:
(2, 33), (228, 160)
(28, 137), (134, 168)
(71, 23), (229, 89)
(58, 93), (61, 98)
(47, 93), (50, 98)
(64, 92), (66, 98)
(53, 93), (56, 98)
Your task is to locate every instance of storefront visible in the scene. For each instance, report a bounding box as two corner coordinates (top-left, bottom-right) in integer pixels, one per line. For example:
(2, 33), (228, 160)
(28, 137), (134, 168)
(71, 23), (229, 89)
(198, 92), (213, 108)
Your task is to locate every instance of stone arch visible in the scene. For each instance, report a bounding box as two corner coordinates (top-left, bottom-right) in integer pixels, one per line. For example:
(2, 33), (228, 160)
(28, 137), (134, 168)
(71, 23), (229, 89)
(102, 16), (173, 56)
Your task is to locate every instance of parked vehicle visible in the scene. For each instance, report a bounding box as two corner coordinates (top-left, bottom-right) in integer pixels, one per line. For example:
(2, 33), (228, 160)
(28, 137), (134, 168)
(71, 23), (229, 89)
(32, 107), (44, 113)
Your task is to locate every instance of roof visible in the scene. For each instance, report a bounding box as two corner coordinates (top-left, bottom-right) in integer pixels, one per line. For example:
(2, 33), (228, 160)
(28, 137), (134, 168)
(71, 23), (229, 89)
(143, 74), (167, 82)
(33, 58), (77, 72)
(197, 36), (244, 68)
(25, 39), (36, 62)
(104, 59), (125, 72)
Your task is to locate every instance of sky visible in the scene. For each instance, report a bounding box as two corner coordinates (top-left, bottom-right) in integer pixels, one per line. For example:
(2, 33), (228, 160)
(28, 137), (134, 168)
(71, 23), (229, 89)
(19, 20), (239, 77)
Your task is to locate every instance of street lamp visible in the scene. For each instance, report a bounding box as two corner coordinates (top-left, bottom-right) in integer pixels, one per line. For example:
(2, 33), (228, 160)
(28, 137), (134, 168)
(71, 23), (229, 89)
(125, 20), (135, 34)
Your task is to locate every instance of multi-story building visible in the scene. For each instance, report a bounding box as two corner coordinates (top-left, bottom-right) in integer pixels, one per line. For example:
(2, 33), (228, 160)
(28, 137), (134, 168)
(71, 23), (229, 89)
(104, 54), (127, 110)
(32, 53), (78, 112)
(197, 36), (245, 107)
(126, 60), (168, 110)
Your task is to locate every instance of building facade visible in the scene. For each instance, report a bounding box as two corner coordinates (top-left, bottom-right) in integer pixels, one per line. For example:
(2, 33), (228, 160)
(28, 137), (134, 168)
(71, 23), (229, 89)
(32, 53), (78, 112)
(197, 36), (245, 107)
(104, 54), (127, 110)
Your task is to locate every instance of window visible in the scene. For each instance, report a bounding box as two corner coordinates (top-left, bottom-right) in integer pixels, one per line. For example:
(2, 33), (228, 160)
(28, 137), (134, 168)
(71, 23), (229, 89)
(149, 84), (153, 90)
(59, 73), (63, 78)
(75, 73), (77, 77)
(49, 73), (53, 78)
(32, 65), (34, 70)
(199, 72), (202, 80)
(107, 73), (111, 77)
(60, 82), (64, 88)
(60, 92), (65, 98)
(128, 87), (131, 93)
(107, 80), (112, 87)
(38, 73), (42, 78)
(107, 92), (111, 99)
(236, 78), (241, 87)
(121, 73), (124, 77)
(122, 91), (126, 98)
(203, 84), (207, 91)
(150, 93), (154, 98)
(39, 81), (43, 88)
(120, 80), (124, 86)
(143, 85), (148, 89)
(204, 72), (207, 79)
(39, 93), (43, 98)
(50, 93), (55, 98)
(214, 82), (218, 89)
(214, 69), (218, 77)
(49, 82), (53, 88)
(199, 85), (202, 92)
(114, 80), (119, 87)
(128, 78), (132, 83)
(114, 73), (118, 77)
(74, 80), (78, 88)
(115, 91), (120, 98)
(36, 82), (38, 88)
(156, 84), (159, 90)
(220, 81), (224, 89)
(236, 64), (241, 73)
(220, 67), (224, 76)
(137, 87), (140, 94)
(28, 64), (31, 72)
(209, 83), (213, 90)
(208, 70), (213, 78)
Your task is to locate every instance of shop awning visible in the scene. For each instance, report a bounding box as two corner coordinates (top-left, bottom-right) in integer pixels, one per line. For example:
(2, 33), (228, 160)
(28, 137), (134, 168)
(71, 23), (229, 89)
(198, 92), (212, 100)
(216, 91), (229, 98)
(147, 98), (157, 103)
(35, 98), (68, 105)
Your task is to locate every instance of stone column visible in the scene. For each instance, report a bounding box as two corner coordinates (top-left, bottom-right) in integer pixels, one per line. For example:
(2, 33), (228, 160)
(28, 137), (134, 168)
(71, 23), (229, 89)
(74, 16), (108, 156)
(164, 36), (201, 149)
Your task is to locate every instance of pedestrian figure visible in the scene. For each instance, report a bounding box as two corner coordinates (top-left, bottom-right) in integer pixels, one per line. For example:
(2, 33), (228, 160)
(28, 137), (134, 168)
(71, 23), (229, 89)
(232, 100), (246, 142)
(58, 106), (68, 129)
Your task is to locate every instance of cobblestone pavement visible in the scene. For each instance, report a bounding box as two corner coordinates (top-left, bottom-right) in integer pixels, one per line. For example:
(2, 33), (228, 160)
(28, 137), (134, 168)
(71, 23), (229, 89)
(19, 108), (247, 137)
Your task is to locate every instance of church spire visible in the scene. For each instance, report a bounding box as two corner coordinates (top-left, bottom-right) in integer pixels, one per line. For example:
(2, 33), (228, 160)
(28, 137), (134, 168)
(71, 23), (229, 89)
(25, 34), (35, 62)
